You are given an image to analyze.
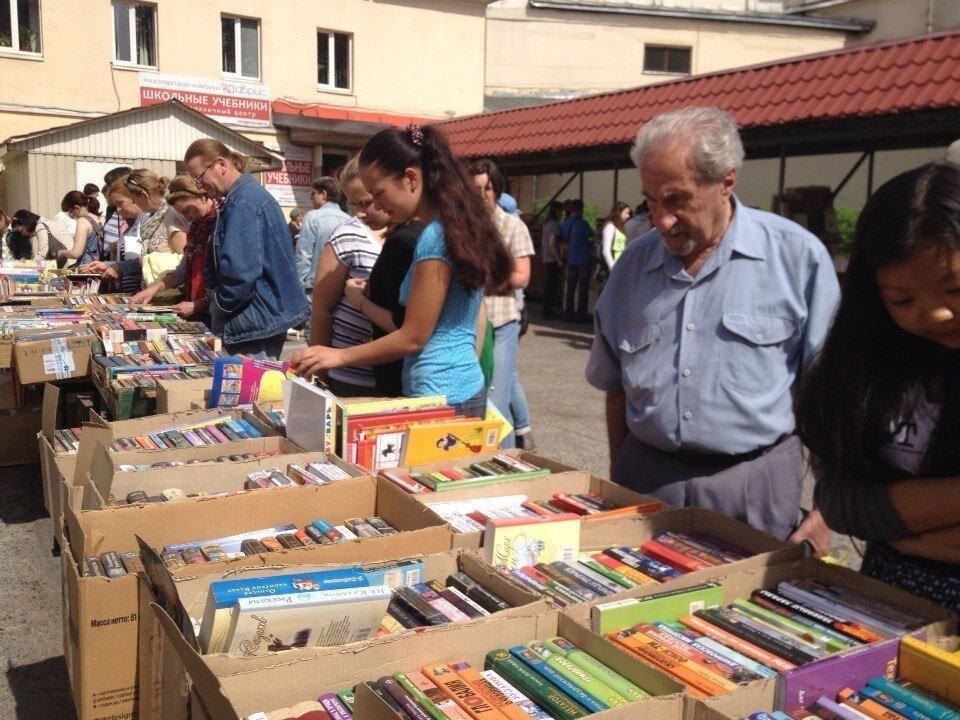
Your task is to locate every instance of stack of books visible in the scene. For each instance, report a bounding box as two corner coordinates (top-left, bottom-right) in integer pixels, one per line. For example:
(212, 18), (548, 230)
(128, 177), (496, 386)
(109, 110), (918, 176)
(603, 580), (930, 698)
(117, 450), (284, 473)
(426, 492), (662, 533)
(108, 415), (267, 451)
(379, 454), (549, 493)
(252, 635), (654, 720)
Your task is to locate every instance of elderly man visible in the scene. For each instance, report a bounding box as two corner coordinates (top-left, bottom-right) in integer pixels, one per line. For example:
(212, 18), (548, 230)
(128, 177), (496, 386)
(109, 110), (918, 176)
(586, 106), (840, 546)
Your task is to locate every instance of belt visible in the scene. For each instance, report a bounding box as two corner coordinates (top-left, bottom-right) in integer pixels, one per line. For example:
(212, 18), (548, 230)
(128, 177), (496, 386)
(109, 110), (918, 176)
(651, 434), (792, 470)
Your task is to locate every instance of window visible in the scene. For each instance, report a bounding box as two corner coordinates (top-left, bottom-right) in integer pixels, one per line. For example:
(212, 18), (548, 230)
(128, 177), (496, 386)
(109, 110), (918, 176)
(643, 45), (691, 75)
(317, 30), (351, 91)
(222, 15), (259, 79)
(113, 1), (156, 67)
(0, 0), (41, 54)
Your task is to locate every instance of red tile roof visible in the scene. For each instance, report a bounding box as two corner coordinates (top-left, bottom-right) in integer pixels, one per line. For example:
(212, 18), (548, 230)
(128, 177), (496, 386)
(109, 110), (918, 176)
(439, 28), (960, 160)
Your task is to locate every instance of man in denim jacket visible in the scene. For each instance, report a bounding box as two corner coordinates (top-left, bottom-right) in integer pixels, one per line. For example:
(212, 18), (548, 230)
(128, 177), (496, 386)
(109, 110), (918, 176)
(185, 141), (309, 359)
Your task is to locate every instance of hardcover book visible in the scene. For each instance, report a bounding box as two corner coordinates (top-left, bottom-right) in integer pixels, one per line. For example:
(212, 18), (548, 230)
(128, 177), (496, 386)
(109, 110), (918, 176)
(483, 514), (581, 572)
(223, 584), (392, 657)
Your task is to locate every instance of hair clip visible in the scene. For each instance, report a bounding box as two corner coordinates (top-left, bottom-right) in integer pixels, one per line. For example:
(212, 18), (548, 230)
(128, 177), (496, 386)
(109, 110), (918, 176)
(407, 124), (424, 147)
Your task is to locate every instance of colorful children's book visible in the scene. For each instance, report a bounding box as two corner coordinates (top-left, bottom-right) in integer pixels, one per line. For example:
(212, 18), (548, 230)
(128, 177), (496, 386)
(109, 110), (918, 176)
(208, 356), (294, 408)
(402, 418), (503, 466)
(483, 514), (581, 572)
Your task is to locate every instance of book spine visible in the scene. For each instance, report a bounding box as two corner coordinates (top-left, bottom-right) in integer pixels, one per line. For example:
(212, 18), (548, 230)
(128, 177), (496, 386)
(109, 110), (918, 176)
(640, 539), (713, 572)
(394, 673), (451, 720)
(696, 607), (818, 666)
(411, 583), (471, 622)
(752, 588), (882, 644)
(525, 641), (629, 708)
(448, 660), (530, 720)
(578, 557), (635, 589)
(379, 677), (434, 720)
(403, 671), (473, 720)
(541, 636), (650, 701)
(590, 553), (658, 586)
(859, 686), (941, 720)
(509, 646), (609, 712)
(549, 561), (617, 597)
(637, 623), (744, 687)
(480, 671), (552, 720)
(607, 627), (731, 697)
(656, 622), (776, 679)
(678, 614), (796, 672)
(483, 650), (588, 720)
(839, 688), (913, 720)
(318, 692), (353, 720)
(422, 663), (510, 720)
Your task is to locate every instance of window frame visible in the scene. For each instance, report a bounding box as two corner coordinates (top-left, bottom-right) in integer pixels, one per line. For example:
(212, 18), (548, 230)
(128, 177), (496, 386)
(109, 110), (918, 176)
(221, 13), (261, 81)
(0, 0), (43, 57)
(316, 28), (352, 94)
(642, 44), (692, 76)
(111, 0), (157, 69)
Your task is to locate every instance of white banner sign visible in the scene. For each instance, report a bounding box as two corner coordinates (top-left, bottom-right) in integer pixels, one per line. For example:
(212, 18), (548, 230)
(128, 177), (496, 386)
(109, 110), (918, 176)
(140, 72), (270, 128)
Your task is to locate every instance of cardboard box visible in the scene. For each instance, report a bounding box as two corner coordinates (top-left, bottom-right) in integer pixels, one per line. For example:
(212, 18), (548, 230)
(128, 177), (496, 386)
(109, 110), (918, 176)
(40, 388), (279, 545)
(566, 556), (957, 715)
(138, 549), (552, 720)
(157, 377), (213, 414)
(154, 604), (685, 720)
(61, 478), (453, 720)
(12, 324), (100, 384)
(397, 450), (666, 550)
(82, 439), (355, 510)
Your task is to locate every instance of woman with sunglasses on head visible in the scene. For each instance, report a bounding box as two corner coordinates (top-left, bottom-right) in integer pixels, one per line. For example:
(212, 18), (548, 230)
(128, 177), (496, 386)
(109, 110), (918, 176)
(78, 178), (148, 293)
(56, 190), (104, 266)
(129, 175), (218, 326)
(291, 125), (512, 417)
(183, 139), (309, 359)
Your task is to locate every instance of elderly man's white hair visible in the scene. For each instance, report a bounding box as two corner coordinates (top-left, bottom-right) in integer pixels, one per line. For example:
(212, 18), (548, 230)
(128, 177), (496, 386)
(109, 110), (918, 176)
(630, 106), (745, 185)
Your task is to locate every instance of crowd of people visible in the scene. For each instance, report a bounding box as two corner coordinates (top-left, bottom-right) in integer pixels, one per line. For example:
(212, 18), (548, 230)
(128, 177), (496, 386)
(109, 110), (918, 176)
(1, 108), (956, 615)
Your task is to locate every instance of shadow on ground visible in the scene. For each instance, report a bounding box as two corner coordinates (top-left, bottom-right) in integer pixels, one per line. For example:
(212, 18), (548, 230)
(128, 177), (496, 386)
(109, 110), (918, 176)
(6, 656), (76, 720)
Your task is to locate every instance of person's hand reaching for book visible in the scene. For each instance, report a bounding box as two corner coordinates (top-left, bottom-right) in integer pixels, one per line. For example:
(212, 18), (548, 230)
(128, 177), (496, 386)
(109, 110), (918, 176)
(290, 344), (345, 379)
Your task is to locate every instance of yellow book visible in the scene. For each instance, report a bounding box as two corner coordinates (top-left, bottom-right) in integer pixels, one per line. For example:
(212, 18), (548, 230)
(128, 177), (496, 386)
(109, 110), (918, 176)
(483, 514), (581, 571)
(899, 635), (960, 704)
(401, 418), (502, 465)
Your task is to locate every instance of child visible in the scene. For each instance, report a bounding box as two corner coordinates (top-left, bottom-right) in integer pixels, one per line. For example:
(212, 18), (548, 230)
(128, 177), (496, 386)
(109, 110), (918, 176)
(796, 161), (960, 613)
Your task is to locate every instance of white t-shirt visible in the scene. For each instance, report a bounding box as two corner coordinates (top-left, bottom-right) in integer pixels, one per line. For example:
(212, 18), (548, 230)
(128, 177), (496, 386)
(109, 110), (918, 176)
(879, 386), (941, 475)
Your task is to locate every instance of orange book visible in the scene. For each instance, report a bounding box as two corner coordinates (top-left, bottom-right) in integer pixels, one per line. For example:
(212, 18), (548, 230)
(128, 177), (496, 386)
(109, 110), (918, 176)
(678, 614), (796, 673)
(448, 659), (529, 720)
(608, 626), (736, 695)
(590, 553), (659, 585)
(422, 663), (510, 720)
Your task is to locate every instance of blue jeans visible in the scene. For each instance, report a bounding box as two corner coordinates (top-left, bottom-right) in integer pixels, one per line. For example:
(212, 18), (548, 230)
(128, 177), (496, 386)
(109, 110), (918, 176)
(452, 387), (487, 420)
(564, 262), (591, 318)
(223, 331), (287, 360)
(490, 320), (531, 449)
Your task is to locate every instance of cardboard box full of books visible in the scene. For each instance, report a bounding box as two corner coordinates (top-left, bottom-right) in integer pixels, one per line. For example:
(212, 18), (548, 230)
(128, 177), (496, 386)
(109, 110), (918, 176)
(138, 549), (553, 720)
(564, 556), (956, 713)
(12, 323), (100, 384)
(80, 440), (358, 510)
(393, 451), (665, 550)
(152, 605), (685, 720)
(61, 477), (452, 720)
(43, 393), (280, 546)
(688, 635), (960, 720)
(513, 508), (803, 610)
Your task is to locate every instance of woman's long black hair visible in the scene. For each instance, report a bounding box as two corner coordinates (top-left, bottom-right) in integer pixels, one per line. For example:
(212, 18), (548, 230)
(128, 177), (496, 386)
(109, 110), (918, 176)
(795, 161), (960, 482)
(359, 125), (512, 294)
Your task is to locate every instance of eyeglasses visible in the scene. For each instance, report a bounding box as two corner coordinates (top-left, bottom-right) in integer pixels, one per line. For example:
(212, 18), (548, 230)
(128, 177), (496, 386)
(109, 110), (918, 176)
(192, 162), (217, 186)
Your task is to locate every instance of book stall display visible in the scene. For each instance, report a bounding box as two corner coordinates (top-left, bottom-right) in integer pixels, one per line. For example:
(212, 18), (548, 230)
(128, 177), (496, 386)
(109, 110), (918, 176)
(1, 274), (954, 720)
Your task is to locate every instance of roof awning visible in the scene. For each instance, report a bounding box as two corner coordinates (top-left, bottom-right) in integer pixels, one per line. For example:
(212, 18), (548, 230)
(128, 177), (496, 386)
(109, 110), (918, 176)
(272, 101), (435, 148)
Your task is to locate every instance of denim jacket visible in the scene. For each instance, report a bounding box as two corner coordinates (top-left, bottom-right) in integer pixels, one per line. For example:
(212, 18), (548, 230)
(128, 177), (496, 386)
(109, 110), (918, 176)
(208, 174), (310, 343)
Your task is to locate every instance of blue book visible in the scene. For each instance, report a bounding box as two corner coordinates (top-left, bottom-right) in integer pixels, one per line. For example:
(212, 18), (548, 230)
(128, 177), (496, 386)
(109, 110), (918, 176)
(234, 418), (264, 438)
(866, 677), (960, 720)
(199, 566), (369, 653)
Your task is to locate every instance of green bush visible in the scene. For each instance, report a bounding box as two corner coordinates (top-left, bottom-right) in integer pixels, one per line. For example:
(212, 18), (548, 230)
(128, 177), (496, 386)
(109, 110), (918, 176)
(834, 205), (861, 254)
